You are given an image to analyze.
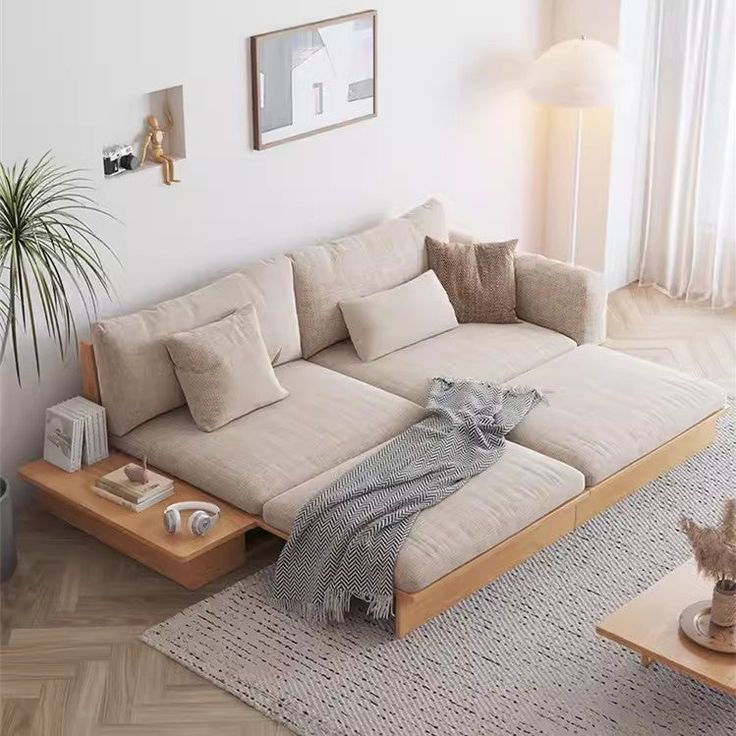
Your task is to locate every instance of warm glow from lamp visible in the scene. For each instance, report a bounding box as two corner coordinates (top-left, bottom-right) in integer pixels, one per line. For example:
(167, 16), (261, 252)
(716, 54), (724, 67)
(528, 36), (626, 264)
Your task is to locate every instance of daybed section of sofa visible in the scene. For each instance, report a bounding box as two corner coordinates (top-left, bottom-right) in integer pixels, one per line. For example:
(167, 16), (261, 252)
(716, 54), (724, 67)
(505, 344), (725, 486)
(262, 441), (585, 592)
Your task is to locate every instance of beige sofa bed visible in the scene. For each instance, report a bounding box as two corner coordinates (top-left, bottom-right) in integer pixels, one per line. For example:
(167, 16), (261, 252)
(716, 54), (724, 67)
(87, 199), (725, 636)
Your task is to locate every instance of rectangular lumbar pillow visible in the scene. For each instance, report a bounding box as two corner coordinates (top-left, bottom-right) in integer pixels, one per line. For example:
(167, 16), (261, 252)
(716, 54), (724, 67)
(339, 270), (458, 361)
(92, 255), (300, 436)
(289, 198), (448, 358)
(165, 304), (288, 432)
(426, 236), (518, 324)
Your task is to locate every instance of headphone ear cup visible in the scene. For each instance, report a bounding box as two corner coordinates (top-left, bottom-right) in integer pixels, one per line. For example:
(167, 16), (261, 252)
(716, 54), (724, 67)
(163, 509), (181, 535)
(189, 510), (211, 536)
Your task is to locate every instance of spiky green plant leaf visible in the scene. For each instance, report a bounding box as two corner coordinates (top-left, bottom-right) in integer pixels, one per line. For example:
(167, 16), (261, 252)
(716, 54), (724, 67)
(0, 152), (116, 384)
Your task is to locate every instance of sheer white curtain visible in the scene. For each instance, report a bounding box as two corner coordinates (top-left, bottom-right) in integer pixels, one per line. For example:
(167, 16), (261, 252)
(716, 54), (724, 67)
(634, 0), (735, 308)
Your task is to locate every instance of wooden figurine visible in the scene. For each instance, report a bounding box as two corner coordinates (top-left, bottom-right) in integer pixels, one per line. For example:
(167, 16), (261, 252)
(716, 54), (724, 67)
(140, 115), (180, 185)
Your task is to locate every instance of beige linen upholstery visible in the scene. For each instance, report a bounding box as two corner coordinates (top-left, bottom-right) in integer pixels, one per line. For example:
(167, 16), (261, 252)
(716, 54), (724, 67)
(262, 441), (585, 592)
(289, 198), (448, 358)
(506, 345), (726, 486)
(166, 305), (288, 432)
(92, 256), (301, 435)
(514, 254), (607, 345)
(340, 271), (458, 361)
(111, 360), (424, 514)
(310, 322), (575, 404)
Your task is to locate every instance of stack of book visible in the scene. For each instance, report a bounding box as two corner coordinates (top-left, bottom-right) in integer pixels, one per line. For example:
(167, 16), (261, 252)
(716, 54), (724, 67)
(44, 396), (108, 472)
(94, 465), (174, 512)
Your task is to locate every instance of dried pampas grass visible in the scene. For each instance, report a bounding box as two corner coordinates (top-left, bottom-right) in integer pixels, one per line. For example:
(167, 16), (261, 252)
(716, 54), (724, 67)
(680, 498), (736, 590)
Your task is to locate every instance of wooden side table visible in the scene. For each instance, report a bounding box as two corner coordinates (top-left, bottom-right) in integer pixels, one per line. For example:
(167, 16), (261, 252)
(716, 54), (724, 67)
(596, 559), (736, 696)
(19, 453), (258, 590)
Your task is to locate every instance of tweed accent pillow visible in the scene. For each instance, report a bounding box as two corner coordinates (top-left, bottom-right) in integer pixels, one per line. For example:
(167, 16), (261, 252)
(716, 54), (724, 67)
(166, 305), (288, 432)
(339, 270), (458, 361)
(426, 237), (518, 323)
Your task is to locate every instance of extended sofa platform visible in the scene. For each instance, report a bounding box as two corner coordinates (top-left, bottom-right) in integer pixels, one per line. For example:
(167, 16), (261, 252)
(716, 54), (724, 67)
(69, 199), (724, 637)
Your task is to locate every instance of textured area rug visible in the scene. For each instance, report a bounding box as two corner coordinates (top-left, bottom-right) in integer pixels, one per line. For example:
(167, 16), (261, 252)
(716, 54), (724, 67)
(142, 406), (736, 736)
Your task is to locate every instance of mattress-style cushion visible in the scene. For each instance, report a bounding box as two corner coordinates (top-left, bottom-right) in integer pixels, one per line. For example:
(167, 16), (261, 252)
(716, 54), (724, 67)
(506, 345), (726, 486)
(166, 305), (288, 432)
(92, 255), (301, 436)
(426, 236), (518, 323)
(262, 441), (585, 592)
(340, 270), (458, 361)
(111, 360), (424, 514)
(310, 322), (576, 404)
(289, 198), (448, 358)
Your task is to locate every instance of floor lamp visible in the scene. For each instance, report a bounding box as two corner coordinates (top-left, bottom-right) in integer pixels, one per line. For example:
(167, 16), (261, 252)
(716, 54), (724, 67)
(528, 36), (624, 265)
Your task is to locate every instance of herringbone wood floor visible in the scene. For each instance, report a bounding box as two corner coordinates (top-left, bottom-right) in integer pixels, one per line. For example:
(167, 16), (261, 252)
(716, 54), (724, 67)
(2, 285), (735, 736)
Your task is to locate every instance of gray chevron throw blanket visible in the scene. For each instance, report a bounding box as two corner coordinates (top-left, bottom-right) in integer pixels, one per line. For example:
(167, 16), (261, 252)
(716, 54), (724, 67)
(271, 378), (543, 622)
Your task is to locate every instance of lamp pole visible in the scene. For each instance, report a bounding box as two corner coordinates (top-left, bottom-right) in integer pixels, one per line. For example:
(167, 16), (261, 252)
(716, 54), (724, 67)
(570, 107), (583, 265)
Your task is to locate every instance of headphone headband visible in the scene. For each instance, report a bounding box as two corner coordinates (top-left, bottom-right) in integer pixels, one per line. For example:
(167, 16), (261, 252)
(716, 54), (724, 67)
(165, 501), (220, 516)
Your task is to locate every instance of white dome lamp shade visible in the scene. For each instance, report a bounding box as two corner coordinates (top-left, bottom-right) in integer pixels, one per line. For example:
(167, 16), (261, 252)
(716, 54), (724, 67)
(528, 36), (626, 264)
(528, 36), (624, 107)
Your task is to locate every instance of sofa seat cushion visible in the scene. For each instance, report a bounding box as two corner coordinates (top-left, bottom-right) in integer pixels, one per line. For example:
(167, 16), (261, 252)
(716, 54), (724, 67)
(111, 360), (424, 515)
(506, 345), (726, 486)
(310, 322), (576, 404)
(262, 441), (585, 593)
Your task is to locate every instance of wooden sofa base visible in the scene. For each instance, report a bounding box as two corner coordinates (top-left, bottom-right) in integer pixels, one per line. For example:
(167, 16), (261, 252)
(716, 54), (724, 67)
(394, 409), (721, 638)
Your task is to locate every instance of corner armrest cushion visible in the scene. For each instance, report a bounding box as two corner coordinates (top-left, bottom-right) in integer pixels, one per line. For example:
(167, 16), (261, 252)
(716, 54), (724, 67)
(514, 254), (606, 345)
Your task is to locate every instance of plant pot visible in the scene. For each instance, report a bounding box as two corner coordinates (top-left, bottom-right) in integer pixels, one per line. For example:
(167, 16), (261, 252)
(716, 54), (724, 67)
(0, 477), (18, 582)
(711, 580), (736, 628)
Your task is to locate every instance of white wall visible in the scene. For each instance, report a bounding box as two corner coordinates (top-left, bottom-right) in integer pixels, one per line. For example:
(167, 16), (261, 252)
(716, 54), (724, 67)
(0, 0), (552, 504)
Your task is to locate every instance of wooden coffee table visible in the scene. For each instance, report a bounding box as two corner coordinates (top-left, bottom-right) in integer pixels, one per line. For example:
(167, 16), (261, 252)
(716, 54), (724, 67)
(597, 559), (735, 695)
(19, 453), (258, 590)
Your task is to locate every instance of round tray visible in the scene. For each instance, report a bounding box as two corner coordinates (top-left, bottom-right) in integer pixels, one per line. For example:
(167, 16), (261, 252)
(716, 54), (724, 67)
(679, 601), (736, 654)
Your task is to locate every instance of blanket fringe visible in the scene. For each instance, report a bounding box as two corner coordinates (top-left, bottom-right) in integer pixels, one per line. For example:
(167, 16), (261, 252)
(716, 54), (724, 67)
(273, 589), (394, 624)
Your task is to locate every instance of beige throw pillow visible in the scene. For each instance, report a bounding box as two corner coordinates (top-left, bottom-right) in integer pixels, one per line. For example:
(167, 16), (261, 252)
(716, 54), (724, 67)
(339, 270), (458, 361)
(166, 305), (288, 432)
(426, 236), (518, 323)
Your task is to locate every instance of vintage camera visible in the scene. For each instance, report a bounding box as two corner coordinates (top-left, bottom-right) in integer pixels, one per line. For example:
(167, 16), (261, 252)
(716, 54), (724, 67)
(102, 144), (139, 176)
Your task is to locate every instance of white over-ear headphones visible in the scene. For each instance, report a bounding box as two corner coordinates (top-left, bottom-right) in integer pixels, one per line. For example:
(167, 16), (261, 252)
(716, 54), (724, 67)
(163, 502), (220, 536)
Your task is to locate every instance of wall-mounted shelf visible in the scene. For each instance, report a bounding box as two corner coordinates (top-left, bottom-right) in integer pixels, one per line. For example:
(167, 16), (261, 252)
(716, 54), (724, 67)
(102, 84), (186, 180)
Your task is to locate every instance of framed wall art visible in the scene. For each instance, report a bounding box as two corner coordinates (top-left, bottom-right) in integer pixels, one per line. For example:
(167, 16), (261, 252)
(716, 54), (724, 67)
(251, 10), (377, 150)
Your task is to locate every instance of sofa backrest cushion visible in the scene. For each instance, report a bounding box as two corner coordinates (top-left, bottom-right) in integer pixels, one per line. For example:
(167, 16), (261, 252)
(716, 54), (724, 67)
(92, 255), (300, 436)
(289, 198), (448, 358)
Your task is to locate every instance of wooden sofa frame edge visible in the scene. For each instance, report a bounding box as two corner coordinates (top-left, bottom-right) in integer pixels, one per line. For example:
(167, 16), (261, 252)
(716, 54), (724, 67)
(79, 341), (722, 638)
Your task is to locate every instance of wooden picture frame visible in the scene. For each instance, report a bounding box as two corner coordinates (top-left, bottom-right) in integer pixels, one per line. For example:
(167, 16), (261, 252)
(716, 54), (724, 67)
(251, 10), (377, 150)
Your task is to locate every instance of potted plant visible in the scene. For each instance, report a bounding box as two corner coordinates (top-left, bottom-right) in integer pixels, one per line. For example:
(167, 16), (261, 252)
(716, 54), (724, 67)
(0, 153), (115, 582)
(680, 499), (736, 628)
